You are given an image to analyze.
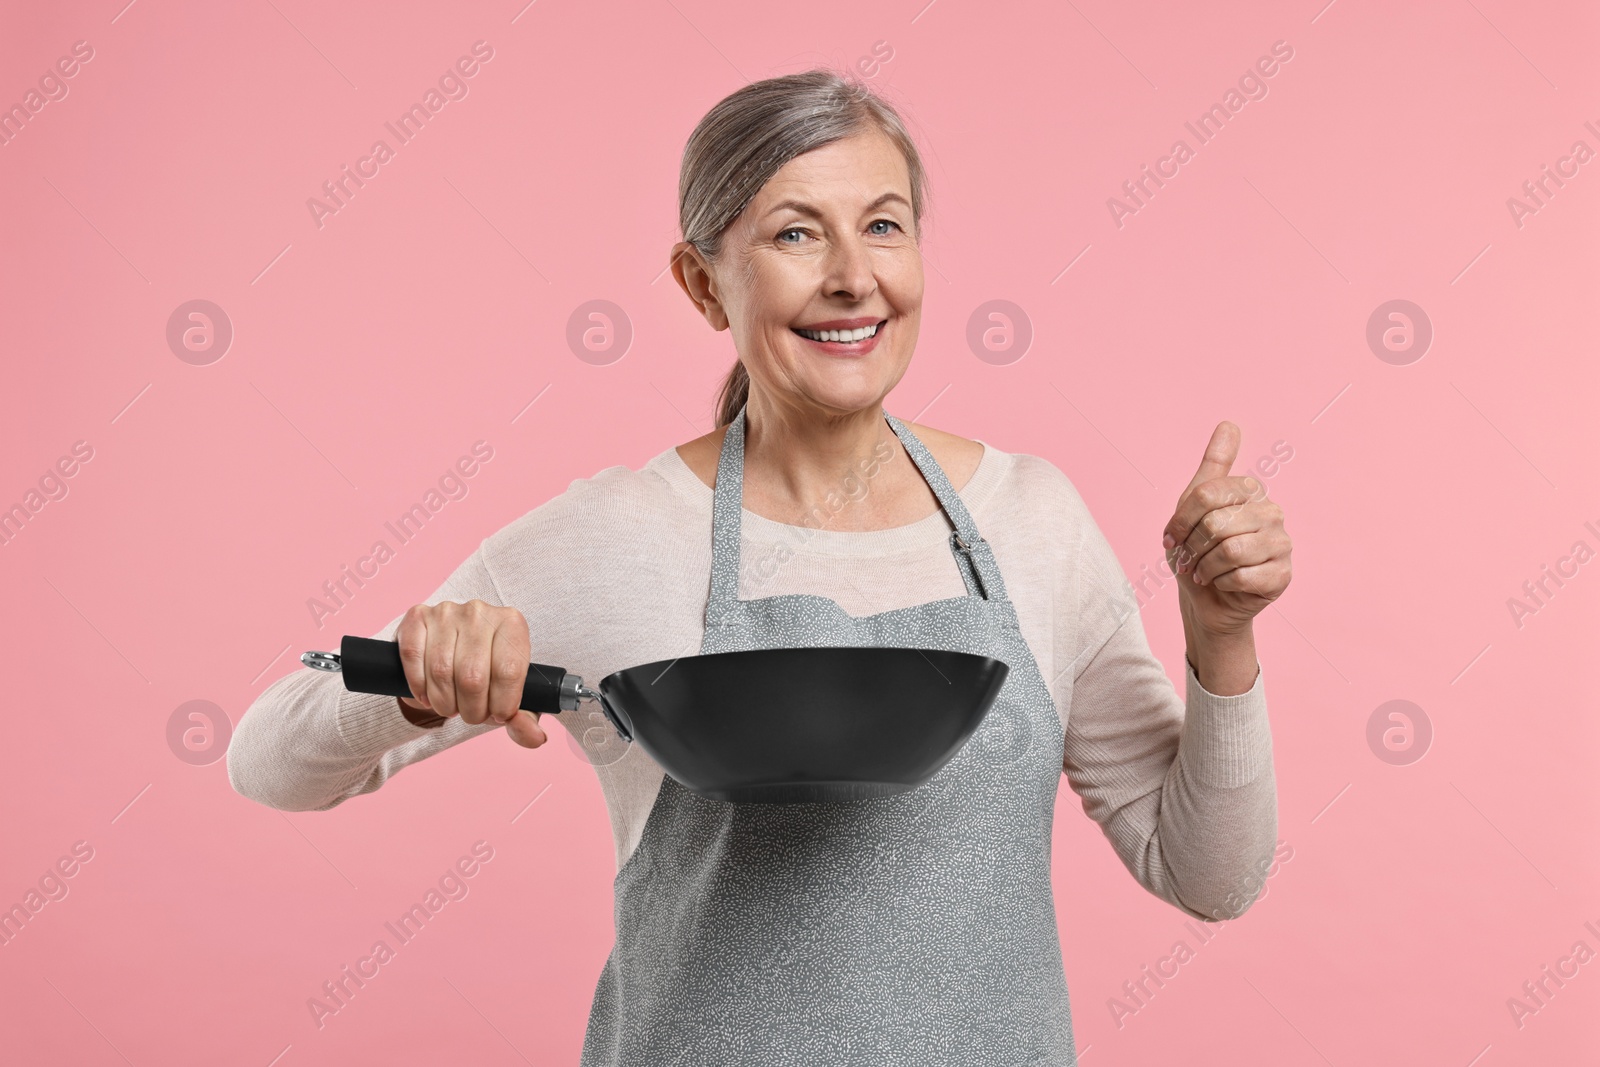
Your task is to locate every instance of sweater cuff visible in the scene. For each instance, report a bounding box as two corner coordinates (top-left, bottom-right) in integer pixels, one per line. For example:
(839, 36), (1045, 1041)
(335, 688), (445, 758)
(1178, 657), (1273, 789)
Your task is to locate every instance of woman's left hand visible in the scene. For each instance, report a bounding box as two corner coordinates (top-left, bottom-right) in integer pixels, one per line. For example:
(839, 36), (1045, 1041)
(1161, 421), (1293, 637)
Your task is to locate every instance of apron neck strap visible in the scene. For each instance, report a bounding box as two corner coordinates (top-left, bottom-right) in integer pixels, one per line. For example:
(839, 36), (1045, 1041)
(706, 402), (1009, 621)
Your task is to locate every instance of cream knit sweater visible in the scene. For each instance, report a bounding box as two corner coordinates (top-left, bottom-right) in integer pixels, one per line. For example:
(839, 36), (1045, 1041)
(229, 438), (1277, 922)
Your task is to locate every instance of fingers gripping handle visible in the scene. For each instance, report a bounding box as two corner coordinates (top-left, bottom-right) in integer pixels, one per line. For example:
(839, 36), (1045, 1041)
(301, 636), (632, 741)
(335, 636), (573, 716)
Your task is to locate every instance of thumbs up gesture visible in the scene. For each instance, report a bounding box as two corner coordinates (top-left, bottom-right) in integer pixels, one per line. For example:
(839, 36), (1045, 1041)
(1161, 421), (1293, 637)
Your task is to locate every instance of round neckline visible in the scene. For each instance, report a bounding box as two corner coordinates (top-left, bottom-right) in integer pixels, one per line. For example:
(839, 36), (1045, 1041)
(650, 437), (1006, 557)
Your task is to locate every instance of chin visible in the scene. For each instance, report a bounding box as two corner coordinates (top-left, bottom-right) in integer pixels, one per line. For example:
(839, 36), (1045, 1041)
(805, 382), (894, 415)
(770, 348), (908, 414)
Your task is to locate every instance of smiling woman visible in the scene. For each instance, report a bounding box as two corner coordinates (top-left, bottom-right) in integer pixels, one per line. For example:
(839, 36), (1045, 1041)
(231, 67), (1287, 1067)
(672, 75), (927, 441)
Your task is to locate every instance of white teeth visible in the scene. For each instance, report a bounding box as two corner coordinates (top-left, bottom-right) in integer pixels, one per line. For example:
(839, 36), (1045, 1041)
(796, 322), (882, 343)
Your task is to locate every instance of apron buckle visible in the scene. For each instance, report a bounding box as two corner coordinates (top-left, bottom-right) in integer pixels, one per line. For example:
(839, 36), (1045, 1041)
(952, 530), (985, 553)
(951, 529), (994, 599)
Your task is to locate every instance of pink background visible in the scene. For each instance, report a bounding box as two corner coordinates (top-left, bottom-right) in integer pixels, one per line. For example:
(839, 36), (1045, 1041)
(3, 0), (1596, 1063)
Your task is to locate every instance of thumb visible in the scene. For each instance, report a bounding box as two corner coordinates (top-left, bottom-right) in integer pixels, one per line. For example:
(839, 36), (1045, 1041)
(505, 709), (548, 749)
(1183, 421), (1241, 495)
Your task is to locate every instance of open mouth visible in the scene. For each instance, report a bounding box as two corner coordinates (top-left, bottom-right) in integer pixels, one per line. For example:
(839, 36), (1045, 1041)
(791, 319), (888, 351)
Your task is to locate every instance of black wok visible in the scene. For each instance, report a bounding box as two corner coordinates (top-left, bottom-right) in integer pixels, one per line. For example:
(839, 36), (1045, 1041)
(302, 636), (1010, 804)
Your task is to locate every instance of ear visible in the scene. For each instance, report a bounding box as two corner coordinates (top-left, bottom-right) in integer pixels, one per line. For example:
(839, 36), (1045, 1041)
(670, 241), (729, 331)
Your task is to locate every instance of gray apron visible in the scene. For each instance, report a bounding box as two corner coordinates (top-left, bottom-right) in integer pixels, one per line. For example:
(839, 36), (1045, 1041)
(580, 403), (1076, 1065)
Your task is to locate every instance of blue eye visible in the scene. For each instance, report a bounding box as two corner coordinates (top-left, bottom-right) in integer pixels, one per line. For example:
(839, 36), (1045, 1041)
(869, 219), (901, 235)
(778, 227), (808, 243)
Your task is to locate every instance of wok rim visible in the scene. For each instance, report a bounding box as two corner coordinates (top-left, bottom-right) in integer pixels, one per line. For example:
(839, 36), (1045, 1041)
(598, 643), (1007, 690)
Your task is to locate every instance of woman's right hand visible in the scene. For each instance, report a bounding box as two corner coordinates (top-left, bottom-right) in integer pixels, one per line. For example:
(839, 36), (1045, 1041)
(394, 600), (548, 749)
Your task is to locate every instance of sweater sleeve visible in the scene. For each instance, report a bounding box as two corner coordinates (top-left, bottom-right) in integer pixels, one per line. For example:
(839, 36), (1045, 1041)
(1059, 483), (1279, 923)
(227, 545), (507, 812)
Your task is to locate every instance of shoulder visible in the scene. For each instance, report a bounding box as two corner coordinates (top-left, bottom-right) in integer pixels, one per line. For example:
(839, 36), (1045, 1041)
(480, 455), (686, 561)
(980, 447), (1124, 578)
(1011, 452), (1090, 508)
(980, 450), (1138, 634)
(899, 419), (986, 493)
(672, 428), (724, 489)
(976, 443), (1094, 527)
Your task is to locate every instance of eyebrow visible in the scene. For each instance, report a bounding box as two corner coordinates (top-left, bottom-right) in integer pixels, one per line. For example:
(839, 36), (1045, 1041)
(765, 192), (912, 219)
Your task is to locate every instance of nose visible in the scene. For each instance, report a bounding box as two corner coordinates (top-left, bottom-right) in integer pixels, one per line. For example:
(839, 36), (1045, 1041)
(822, 232), (876, 301)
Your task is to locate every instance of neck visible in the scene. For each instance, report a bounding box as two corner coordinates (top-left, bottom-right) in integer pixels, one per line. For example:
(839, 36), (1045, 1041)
(740, 392), (906, 518)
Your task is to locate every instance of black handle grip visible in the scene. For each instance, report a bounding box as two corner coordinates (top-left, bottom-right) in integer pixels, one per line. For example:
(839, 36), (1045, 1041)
(338, 636), (570, 716)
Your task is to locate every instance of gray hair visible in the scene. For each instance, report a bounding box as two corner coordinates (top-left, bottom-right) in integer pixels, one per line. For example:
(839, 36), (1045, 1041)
(676, 68), (930, 428)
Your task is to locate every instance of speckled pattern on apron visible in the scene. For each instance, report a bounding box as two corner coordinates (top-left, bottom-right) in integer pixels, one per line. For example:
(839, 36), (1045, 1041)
(579, 403), (1077, 1066)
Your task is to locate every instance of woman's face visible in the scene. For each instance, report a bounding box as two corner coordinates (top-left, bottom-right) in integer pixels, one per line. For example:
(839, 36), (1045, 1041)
(676, 127), (924, 419)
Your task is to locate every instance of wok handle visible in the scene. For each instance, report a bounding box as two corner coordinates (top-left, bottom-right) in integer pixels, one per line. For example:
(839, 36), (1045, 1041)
(336, 636), (573, 716)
